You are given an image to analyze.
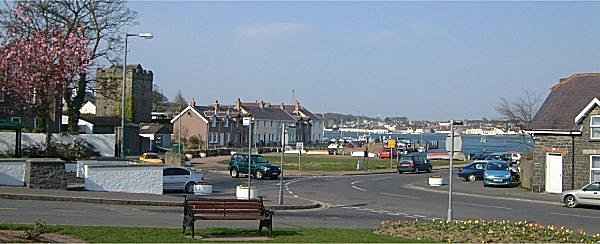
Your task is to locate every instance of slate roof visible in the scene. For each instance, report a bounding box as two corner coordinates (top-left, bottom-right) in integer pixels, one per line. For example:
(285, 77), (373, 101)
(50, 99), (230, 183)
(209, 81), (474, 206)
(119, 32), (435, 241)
(531, 73), (600, 130)
(241, 102), (295, 121)
(139, 123), (171, 134)
(193, 105), (241, 119)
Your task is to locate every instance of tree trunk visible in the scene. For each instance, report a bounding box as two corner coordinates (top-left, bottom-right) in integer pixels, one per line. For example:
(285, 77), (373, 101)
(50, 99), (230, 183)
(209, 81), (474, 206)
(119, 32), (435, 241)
(66, 73), (88, 134)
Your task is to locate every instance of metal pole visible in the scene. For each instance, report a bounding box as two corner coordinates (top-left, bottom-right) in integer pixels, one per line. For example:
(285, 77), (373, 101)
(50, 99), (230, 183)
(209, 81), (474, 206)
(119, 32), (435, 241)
(248, 121), (252, 200)
(279, 123), (285, 205)
(447, 120), (454, 221)
(120, 34), (128, 159)
(298, 146), (301, 176)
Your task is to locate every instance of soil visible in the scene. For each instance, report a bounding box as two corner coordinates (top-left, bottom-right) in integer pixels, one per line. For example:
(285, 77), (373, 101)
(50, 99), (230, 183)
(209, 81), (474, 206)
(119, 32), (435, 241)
(0, 230), (85, 243)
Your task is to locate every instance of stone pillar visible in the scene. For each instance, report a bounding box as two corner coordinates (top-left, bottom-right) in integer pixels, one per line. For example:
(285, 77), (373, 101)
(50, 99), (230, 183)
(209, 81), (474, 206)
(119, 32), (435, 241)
(25, 158), (67, 189)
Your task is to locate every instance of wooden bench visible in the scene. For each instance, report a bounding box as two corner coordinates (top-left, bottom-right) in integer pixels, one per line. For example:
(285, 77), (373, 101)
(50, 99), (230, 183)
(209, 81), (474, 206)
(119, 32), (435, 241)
(182, 196), (273, 238)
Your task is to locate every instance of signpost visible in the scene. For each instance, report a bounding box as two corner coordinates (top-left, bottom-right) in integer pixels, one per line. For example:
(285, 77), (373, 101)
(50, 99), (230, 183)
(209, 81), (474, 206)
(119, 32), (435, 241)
(446, 120), (463, 221)
(243, 117), (253, 200)
(296, 142), (303, 175)
(388, 139), (396, 169)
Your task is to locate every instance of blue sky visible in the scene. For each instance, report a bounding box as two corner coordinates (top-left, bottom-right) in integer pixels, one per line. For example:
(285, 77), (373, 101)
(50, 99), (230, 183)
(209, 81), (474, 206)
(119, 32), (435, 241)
(125, 1), (600, 120)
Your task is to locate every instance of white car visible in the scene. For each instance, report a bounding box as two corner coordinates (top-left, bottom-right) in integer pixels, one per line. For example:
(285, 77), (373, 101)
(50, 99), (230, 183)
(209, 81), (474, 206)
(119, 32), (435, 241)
(561, 182), (600, 208)
(163, 167), (204, 193)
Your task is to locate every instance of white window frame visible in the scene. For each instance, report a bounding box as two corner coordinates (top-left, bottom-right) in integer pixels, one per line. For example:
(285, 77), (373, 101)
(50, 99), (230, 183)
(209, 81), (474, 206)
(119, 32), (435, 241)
(591, 116), (600, 139)
(591, 155), (600, 183)
(224, 117), (229, 128)
(211, 117), (217, 128)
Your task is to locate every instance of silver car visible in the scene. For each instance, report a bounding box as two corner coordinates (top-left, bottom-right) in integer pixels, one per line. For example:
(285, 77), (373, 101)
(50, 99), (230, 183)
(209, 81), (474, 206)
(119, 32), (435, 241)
(163, 167), (204, 193)
(561, 182), (600, 208)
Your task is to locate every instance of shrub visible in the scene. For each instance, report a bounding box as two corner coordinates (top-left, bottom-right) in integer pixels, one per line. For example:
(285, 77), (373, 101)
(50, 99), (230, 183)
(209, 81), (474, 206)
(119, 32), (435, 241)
(22, 219), (48, 241)
(375, 219), (600, 243)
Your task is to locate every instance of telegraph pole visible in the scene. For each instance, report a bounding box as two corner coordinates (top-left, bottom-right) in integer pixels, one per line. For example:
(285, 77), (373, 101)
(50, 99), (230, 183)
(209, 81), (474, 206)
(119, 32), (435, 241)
(447, 120), (454, 221)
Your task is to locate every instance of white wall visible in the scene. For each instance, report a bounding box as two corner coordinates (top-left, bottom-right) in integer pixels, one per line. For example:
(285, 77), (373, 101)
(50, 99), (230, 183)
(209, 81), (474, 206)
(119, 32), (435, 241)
(0, 133), (115, 157)
(77, 160), (132, 178)
(0, 161), (26, 186)
(85, 165), (163, 194)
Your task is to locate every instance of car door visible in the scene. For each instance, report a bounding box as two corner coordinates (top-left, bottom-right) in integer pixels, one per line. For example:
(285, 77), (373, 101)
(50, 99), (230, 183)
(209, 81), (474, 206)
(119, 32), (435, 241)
(237, 155), (249, 174)
(579, 183), (600, 205)
(171, 168), (191, 189)
(163, 168), (176, 190)
(474, 163), (486, 178)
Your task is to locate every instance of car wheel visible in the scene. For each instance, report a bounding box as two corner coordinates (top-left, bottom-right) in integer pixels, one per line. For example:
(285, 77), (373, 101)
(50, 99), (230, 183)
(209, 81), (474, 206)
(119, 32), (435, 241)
(184, 182), (195, 194)
(230, 168), (239, 178)
(468, 175), (477, 182)
(564, 195), (578, 208)
(256, 171), (264, 180)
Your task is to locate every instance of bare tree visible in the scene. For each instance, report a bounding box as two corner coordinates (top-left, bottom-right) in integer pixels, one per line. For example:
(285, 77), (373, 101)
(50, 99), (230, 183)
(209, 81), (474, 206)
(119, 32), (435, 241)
(0, 1), (137, 133)
(495, 89), (543, 129)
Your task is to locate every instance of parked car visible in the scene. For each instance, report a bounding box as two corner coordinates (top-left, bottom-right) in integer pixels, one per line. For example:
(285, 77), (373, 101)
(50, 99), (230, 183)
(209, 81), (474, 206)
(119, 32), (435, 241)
(561, 182), (600, 208)
(483, 160), (519, 187)
(458, 160), (487, 182)
(139, 152), (164, 164)
(379, 150), (399, 159)
(484, 152), (521, 164)
(397, 153), (432, 173)
(163, 167), (204, 193)
(229, 154), (281, 180)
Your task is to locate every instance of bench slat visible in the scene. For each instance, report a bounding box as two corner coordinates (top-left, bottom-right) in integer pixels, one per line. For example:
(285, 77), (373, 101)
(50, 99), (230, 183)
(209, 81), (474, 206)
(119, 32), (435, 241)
(192, 209), (261, 214)
(194, 215), (263, 220)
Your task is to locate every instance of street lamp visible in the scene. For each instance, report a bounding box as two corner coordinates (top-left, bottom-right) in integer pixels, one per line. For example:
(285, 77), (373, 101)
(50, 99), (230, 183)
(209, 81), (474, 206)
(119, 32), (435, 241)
(120, 32), (153, 159)
(447, 120), (463, 221)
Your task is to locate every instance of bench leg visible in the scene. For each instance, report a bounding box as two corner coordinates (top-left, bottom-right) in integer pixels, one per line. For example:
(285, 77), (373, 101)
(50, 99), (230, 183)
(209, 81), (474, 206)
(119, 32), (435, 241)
(191, 220), (195, 239)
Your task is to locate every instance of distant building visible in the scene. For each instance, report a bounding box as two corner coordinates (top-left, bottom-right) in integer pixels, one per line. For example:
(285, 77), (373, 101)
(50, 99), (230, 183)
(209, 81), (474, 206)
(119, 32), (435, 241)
(0, 86), (62, 132)
(95, 64), (153, 124)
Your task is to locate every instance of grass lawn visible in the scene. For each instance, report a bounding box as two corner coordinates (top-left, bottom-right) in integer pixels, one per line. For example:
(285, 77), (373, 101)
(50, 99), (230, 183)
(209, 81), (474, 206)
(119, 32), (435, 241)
(259, 154), (466, 172)
(0, 224), (418, 243)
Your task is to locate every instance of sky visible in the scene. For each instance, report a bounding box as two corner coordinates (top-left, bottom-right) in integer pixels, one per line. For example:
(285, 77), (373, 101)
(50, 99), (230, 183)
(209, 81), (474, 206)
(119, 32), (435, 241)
(125, 1), (600, 120)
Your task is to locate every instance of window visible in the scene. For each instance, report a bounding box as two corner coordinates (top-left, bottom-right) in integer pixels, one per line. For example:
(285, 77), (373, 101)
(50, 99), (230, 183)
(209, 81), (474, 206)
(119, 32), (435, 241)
(211, 116), (217, 128)
(591, 116), (600, 139)
(270, 121), (273, 127)
(583, 183), (600, 191)
(591, 155), (600, 182)
(224, 118), (229, 128)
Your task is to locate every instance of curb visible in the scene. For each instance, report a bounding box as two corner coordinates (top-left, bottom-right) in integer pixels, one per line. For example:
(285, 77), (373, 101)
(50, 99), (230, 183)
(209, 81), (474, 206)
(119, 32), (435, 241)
(0, 192), (323, 210)
(404, 184), (562, 206)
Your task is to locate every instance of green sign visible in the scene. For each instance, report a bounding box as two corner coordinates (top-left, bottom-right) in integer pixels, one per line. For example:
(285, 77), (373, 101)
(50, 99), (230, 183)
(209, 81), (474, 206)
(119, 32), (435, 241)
(0, 117), (23, 130)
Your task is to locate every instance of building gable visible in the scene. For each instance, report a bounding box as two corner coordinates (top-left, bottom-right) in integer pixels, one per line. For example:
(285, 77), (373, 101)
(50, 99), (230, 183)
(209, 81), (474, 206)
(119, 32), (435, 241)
(170, 105), (208, 124)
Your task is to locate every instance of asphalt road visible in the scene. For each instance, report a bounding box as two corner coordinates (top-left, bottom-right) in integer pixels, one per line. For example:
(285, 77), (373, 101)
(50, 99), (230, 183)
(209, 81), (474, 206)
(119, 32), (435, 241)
(1, 170), (600, 233)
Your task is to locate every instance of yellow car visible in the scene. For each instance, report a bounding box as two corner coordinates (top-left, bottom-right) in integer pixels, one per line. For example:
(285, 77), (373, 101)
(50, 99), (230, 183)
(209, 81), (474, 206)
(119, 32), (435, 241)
(139, 153), (164, 164)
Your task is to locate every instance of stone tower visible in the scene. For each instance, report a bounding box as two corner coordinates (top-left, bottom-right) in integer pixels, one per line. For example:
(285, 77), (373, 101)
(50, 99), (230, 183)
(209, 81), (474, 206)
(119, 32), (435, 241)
(95, 64), (153, 123)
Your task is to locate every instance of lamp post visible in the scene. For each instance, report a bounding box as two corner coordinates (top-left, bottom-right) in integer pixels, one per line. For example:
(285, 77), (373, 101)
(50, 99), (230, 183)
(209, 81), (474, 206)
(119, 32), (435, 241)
(120, 32), (153, 159)
(279, 123), (286, 205)
(447, 120), (463, 221)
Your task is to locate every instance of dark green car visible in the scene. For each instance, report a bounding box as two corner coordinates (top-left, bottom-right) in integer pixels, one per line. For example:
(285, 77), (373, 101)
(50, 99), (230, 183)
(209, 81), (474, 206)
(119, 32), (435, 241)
(229, 154), (281, 180)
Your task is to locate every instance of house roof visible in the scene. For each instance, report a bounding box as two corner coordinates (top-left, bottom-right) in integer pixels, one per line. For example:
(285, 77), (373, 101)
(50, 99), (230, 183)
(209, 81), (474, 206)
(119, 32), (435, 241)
(140, 123), (171, 134)
(241, 102), (295, 121)
(531, 73), (600, 130)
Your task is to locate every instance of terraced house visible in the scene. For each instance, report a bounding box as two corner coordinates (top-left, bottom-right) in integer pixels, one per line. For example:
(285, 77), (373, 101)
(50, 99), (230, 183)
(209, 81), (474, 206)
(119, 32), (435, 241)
(528, 73), (600, 193)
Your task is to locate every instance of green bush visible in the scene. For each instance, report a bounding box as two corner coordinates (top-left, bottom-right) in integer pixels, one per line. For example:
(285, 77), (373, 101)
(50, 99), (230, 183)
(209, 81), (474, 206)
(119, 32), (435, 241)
(376, 219), (600, 243)
(22, 219), (48, 241)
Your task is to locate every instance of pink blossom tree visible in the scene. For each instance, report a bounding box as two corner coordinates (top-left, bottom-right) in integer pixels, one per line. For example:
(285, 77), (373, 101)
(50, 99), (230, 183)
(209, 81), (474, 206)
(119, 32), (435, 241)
(0, 28), (91, 146)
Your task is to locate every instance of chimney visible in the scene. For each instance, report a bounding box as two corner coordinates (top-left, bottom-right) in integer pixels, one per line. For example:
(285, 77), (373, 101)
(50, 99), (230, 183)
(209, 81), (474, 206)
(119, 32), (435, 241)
(295, 100), (301, 112)
(259, 99), (265, 109)
(191, 98), (197, 107)
(280, 102), (285, 110)
(214, 100), (220, 112)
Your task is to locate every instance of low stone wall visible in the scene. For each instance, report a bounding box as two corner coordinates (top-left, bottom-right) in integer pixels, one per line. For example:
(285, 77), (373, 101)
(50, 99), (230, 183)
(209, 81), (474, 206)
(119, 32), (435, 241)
(0, 159), (26, 186)
(25, 158), (67, 189)
(85, 165), (163, 194)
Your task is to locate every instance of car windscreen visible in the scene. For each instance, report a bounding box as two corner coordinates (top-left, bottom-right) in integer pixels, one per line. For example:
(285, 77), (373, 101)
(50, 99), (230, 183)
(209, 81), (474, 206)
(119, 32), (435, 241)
(145, 154), (160, 159)
(486, 162), (508, 171)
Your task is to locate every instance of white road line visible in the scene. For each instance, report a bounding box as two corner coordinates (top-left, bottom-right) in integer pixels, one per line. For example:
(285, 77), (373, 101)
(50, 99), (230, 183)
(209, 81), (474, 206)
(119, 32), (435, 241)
(458, 202), (513, 210)
(380, 192), (421, 200)
(551, 212), (600, 219)
(351, 185), (367, 192)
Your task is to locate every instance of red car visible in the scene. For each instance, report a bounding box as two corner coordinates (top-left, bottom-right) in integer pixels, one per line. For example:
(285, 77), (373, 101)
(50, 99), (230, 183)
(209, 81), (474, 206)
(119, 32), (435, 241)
(378, 150), (399, 159)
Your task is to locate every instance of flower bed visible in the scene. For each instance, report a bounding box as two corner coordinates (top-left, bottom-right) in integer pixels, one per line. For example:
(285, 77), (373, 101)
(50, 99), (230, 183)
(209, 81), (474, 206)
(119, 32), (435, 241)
(375, 219), (600, 243)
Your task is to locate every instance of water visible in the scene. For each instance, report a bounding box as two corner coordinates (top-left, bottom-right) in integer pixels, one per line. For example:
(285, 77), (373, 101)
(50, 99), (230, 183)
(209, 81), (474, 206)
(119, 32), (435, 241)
(323, 131), (534, 155)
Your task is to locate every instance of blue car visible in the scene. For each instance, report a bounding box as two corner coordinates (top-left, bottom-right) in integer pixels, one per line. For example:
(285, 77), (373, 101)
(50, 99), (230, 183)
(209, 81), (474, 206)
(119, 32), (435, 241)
(483, 160), (520, 187)
(458, 160), (487, 182)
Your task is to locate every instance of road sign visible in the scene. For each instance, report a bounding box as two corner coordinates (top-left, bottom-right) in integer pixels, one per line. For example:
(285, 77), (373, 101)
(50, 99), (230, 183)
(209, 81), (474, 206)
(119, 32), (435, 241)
(243, 117), (252, 126)
(296, 142), (304, 151)
(446, 136), (463, 152)
(387, 139), (396, 149)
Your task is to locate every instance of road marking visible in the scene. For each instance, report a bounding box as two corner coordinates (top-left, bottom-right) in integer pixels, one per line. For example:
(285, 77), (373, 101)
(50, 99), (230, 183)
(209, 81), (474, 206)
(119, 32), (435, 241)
(458, 202), (513, 210)
(351, 185), (367, 192)
(380, 192), (420, 200)
(551, 212), (600, 219)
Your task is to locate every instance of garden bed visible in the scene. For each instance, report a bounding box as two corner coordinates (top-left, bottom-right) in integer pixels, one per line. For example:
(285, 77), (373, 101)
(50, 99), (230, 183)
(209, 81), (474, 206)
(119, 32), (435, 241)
(376, 219), (600, 243)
